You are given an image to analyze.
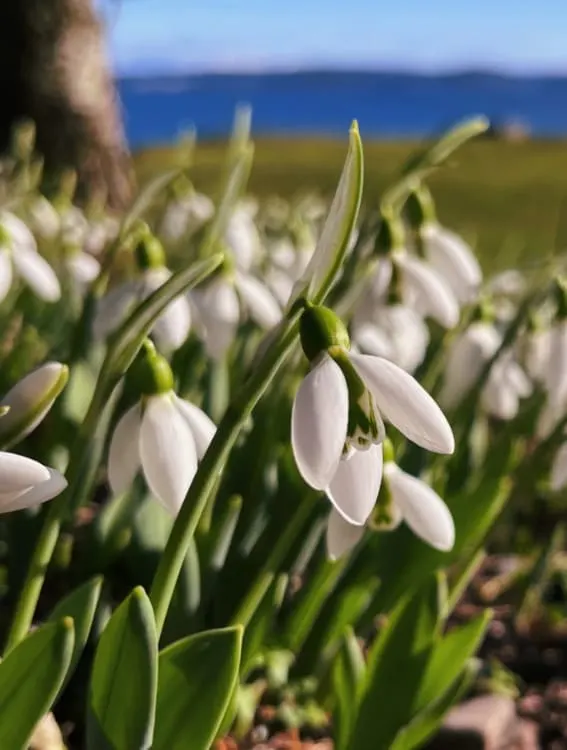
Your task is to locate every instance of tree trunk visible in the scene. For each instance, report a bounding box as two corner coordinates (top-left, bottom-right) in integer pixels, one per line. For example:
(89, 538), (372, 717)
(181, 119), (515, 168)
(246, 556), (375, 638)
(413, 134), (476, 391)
(0, 0), (134, 210)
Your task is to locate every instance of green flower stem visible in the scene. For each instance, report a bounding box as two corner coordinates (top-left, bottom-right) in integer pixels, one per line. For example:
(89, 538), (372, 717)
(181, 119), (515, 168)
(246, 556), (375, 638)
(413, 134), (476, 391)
(149, 314), (301, 636)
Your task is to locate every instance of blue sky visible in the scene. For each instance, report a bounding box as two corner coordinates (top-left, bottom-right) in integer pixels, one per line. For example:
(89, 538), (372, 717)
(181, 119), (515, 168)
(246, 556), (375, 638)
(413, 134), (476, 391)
(105, 0), (567, 76)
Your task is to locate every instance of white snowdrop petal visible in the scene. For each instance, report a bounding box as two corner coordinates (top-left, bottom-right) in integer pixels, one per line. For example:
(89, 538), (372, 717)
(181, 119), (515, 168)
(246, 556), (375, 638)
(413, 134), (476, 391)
(544, 322), (567, 406)
(173, 395), (216, 459)
(327, 442), (383, 525)
(13, 244), (61, 302)
(152, 297), (192, 351)
(395, 253), (460, 329)
(353, 323), (393, 360)
(551, 443), (567, 492)
(234, 271), (282, 329)
(67, 252), (101, 284)
(2, 212), (38, 251)
(326, 508), (365, 561)
(482, 372), (519, 421)
(350, 353), (454, 454)
(0, 249), (13, 303)
(108, 404), (142, 496)
(422, 224), (482, 303)
(0, 452), (51, 492)
(140, 394), (198, 514)
(291, 355), (349, 490)
(0, 467), (67, 513)
(386, 464), (455, 551)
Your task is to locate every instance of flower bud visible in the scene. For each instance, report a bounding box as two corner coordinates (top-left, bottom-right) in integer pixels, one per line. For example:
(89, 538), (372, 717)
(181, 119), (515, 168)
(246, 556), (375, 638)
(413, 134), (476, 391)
(0, 362), (69, 449)
(299, 303), (350, 362)
(126, 340), (174, 396)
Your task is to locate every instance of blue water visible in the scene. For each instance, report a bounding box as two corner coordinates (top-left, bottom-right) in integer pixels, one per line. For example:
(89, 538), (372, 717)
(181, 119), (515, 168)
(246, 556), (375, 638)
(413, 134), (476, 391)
(118, 71), (567, 148)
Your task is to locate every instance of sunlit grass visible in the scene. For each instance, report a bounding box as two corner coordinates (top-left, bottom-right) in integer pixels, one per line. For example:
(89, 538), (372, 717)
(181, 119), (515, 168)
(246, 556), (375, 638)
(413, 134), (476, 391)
(135, 137), (567, 271)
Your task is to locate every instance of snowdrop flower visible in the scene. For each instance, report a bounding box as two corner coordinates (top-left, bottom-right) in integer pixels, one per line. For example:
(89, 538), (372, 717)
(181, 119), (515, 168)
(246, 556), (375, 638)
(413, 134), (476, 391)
(481, 351), (532, 421)
(0, 212), (60, 302)
(27, 196), (61, 240)
(292, 303), (454, 526)
(224, 204), (262, 272)
(160, 191), (214, 244)
(542, 292), (567, 406)
(192, 262), (281, 360)
(60, 205), (90, 247)
(64, 244), (101, 288)
(0, 362), (68, 448)
(352, 304), (430, 374)
(0, 452), (67, 513)
(326, 441), (455, 559)
(84, 216), (120, 256)
(407, 184), (482, 304)
(439, 318), (503, 410)
(93, 234), (191, 352)
(108, 342), (216, 514)
(371, 214), (460, 329)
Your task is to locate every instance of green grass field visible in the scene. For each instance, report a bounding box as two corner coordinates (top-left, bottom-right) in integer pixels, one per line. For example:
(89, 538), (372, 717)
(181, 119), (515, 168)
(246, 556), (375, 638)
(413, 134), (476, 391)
(135, 137), (567, 270)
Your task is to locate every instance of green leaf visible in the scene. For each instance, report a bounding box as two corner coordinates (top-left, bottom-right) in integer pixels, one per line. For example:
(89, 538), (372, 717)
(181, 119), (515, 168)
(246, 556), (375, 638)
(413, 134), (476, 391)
(153, 626), (243, 750)
(105, 253), (223, 380)
(391, 660), (479, 750)
(415, 612), (491, 713)
(332, 628), (366, 750)
(241, 574), (288, 676)
(48, 576), (103, 683)
(290, 121), (364, 307)
(0, 618), (74, 750)
(87, 587), (158, 750)
(350, 576), (441, 750)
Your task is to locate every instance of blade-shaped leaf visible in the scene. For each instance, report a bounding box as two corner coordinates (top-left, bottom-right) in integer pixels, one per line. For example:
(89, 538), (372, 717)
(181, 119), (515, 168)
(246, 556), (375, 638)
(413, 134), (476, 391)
(87, 587), (158, 750)
(48, 576), (103, 683)
(153, 626), (243, 750)
(290, 121), (364, 307)
(0, 618), (74, 750)
(332, 628), (366, 750)
(349, 575), (441, 750)
(391, 660), (479, 750)
(415, 611), (491, 713)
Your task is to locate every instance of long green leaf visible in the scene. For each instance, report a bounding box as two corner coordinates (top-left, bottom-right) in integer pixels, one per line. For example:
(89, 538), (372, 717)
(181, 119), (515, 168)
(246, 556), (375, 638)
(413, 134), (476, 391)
(48, 576), (103, 683)
(332, 628), (366, 750)
(290, 121), (364, 307)
(391, 660), (479, 750)
(0, 618), (74, 750)
(153, 626), (243, 750)
(87, 587), (158, 750)
(349, 576), (441, 750)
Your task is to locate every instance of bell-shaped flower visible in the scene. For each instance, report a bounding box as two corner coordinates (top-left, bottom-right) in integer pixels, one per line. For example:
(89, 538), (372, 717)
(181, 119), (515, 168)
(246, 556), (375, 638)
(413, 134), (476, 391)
(224, 204), (262, 272)
(0, 452), (67, 513)
(521, 324), (551, 384)
(352, 304), (429, 374)
(27, 196), (61, 240)
(543, 318), (567, 407)
(93, 234), (191, 352)
(439, 319), (503, 410)
(0, 362), (68, 449)
(292, 304), (454, 526)
(407, 185), (481, 305)
(84, 215), (120, 257)
(192, 263), (282, 360)
(0, 212), (61, 303)
(420, 223), (482, 304)
(160, 191), (214, 244)
(107, 342), (216, 514)
(326, 446), (455, 560)
(64, 244), (101, 289)
(481, 351), (532, 421)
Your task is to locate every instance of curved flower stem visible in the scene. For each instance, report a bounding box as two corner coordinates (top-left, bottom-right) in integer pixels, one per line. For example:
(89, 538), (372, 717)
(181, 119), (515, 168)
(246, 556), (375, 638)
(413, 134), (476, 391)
(150, 314), (301, 636)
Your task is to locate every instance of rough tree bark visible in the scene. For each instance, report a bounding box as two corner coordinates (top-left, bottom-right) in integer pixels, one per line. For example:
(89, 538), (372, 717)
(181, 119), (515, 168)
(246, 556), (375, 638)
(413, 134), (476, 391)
(0, 0), (134, 210)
